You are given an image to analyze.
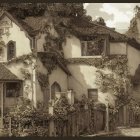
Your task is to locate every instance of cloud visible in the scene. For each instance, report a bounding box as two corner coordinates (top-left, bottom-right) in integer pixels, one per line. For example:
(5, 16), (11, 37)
(83, 3), (90, 9)
(85, 3), (140, 33)
(100, 3), (133, 28)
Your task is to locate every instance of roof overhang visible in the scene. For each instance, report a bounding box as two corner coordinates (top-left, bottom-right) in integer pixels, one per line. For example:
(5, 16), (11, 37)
(37, 52), (71, 76)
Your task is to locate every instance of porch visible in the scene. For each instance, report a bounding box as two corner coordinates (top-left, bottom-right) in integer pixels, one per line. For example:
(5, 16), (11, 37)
(0, 64), (23, 129)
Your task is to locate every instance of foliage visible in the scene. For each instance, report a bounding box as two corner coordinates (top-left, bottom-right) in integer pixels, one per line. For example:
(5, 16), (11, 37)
(37, 72), (49, 92)
(5, 97), (50, 136)
(53, 95), (74, 120)
(95, 55), (131, 97)
(4, 53), (36, 66)
(20, 68), (31, 80)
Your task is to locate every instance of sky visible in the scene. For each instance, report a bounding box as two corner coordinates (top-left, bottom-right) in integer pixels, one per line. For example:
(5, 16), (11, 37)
(84, 3), (140, 33)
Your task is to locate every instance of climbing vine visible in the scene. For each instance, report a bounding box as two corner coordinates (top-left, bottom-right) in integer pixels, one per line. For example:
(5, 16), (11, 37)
(36, 72), (49, 92)
(4, 53), (36, 66)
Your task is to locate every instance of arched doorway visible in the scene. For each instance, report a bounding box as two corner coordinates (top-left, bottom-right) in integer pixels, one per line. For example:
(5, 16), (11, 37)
(51, 82), (61, 100)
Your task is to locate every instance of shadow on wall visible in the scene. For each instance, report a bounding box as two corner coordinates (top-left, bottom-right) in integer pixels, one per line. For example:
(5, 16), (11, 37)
(132, 64), (140, 94)
(63, 36), (115, 105)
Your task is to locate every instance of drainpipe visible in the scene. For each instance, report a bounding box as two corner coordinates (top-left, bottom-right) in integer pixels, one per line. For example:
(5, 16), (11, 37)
(0, 82), (4, 129)
(31, 37), (36, 108)
(105, 96), (109, 132)
(31, 63), (34, 108)
(106, 102), (109, 132)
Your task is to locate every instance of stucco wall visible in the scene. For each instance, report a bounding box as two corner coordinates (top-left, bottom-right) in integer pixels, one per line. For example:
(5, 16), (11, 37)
(68, 64), (116, 106)
(136, 18), (140, 43)
(127, 44), (140, 76)
(110, 42), (127, 55)
(6, 62), (33, 99)
(63, 36), (81, 58)
(127, 44), (140, 98)
(0, 15), (32, 62)
(36, 34), (46, 52)
(36, 59), (68, 103)
(63, 36), (128, 58)
(49, 66), (68, 92)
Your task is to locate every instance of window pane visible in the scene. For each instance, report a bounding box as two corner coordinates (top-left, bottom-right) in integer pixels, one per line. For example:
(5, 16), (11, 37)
(81, 38), (105, 56)
(7, 41), (16, 60)
(88, 89), (98, 101)
(6, 83), (20, 97)
(81, 41), (87, 56)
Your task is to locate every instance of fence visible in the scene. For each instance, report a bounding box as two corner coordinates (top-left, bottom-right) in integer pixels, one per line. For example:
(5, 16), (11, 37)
(54, 107), (106, 136)
(2, 104), (106, 136)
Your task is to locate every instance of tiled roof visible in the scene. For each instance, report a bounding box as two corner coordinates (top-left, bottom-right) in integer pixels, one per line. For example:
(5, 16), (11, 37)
(3, 11), (140, 50)
(69, 18), (128, 42)
(0, 63), (20, 81)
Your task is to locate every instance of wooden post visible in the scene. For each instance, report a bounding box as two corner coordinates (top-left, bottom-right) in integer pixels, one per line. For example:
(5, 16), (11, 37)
(49, 105), (55, 136)
(9, 117), (12, 136)
(0, 82), (4, 129)
(31, 63), (34, 108)
(106, 102), (109, 132)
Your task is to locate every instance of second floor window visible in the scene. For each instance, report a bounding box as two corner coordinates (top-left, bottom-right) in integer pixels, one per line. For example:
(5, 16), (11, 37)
(7, 41), (16, 60)
(81, 38), (105, 56)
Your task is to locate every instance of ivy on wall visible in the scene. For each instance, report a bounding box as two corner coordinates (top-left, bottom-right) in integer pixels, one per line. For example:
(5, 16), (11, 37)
(4, 53), (36, 66)
(66, 55), (132, 126)
(36, 72), (49, 92)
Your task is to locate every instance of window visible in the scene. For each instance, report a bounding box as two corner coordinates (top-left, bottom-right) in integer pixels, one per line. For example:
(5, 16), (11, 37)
(6, 83), (20, 97)
(88, 89), (98, 101)
(81, 38), (105, 56)
(7, 41), (16, 60)
(0, 47), (3, 57)
(51, 82), (61, 100)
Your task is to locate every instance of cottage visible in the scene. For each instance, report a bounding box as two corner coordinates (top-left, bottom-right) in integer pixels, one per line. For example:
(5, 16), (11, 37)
(0, 4), (140, 132)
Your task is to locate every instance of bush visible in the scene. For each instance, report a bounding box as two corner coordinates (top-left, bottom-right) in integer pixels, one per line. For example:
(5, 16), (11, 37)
(5, 97), (50, 136)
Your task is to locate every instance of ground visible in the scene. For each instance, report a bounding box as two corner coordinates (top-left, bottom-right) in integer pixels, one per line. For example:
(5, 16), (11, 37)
(83, 127), (140, 137)
(117, 127), (140, 136)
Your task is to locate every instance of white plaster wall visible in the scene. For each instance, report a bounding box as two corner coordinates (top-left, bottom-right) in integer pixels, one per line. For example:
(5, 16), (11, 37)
(49, 66), (68, 92)
(36, 34), (46, 52)
(36, 59), (48, 103)
(0, 15), (32, 62)
(63, 36), (128, 58)
(127, 44), (140, 76)
(63, 36), (81, 58)
(36, 59), (68, 103)
(127, 44), (140, 99)
(6, 62), (33, 99)
(110, 42), (127, 55)
(68, 64), (116, 106)
(136, 18), (140, 42)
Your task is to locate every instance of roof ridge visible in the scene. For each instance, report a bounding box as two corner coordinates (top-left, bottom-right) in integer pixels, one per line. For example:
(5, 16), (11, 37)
(89, 20), (128, 38)
(0, 11), (32, 39)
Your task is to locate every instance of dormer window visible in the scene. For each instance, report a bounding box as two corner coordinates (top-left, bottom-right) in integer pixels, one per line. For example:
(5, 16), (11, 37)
(81, 37), (106, 56)
(7, 41), (16, 60)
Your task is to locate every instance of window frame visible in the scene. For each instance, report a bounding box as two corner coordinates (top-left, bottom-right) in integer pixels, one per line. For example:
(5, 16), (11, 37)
(7, 40), (16, 60)
(80, 35), (109, 57)
(88, 88), (98, 101)
(6, 82), (20, 98)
